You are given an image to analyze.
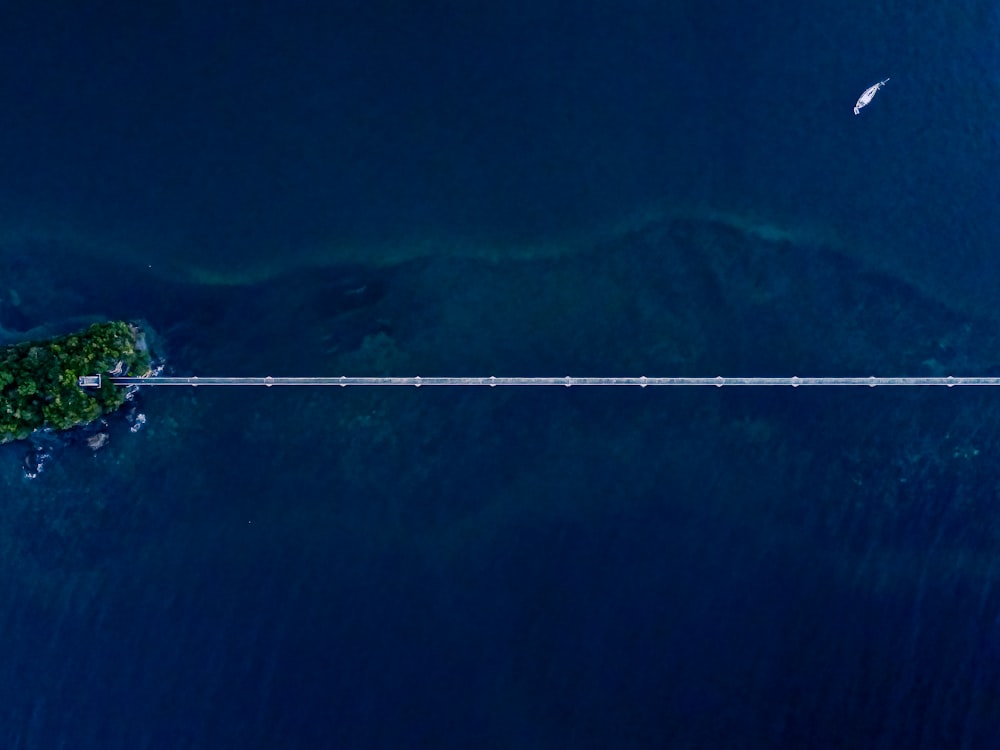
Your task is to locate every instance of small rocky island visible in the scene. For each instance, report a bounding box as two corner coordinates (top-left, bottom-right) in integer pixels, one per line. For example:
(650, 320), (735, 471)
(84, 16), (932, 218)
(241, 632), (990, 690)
(0, 321), (151, 443)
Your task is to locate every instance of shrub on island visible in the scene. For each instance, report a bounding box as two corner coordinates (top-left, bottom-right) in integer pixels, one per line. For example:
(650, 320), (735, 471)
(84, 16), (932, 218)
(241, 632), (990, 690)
(0, 321), (151, 443)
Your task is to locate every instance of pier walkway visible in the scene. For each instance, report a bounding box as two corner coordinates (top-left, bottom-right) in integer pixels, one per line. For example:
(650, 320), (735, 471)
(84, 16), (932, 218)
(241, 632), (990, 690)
(77, 375), (1000, 388)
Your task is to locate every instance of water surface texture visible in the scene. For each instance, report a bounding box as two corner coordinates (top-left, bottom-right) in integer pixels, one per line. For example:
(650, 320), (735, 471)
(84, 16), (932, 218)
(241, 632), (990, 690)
(3, 2), (1000, 748)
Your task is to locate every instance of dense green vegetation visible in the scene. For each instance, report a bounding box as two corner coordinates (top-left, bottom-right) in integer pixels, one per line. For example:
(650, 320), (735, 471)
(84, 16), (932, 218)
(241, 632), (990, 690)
(0, 321), (151, 442)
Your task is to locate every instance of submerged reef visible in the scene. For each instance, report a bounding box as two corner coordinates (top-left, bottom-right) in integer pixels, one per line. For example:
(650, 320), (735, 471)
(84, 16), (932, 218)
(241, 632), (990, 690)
(0, 321), (150, 443)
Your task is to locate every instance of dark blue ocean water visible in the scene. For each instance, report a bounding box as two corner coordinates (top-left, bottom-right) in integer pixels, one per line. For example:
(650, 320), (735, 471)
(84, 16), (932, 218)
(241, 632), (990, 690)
(3, 1), (1000, 747)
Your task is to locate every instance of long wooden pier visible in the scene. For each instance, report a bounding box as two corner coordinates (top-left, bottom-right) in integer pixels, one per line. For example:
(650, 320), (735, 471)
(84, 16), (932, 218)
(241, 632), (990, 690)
(78, 375), (1000, 388)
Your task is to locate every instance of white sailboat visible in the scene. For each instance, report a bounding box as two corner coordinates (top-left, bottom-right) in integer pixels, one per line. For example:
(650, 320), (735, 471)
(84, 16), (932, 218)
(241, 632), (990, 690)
(854, 78), (890, 115)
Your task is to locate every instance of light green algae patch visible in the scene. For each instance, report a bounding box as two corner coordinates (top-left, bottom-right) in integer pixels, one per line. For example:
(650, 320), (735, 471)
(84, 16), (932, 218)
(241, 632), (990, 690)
(0, 321), (150, 443)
